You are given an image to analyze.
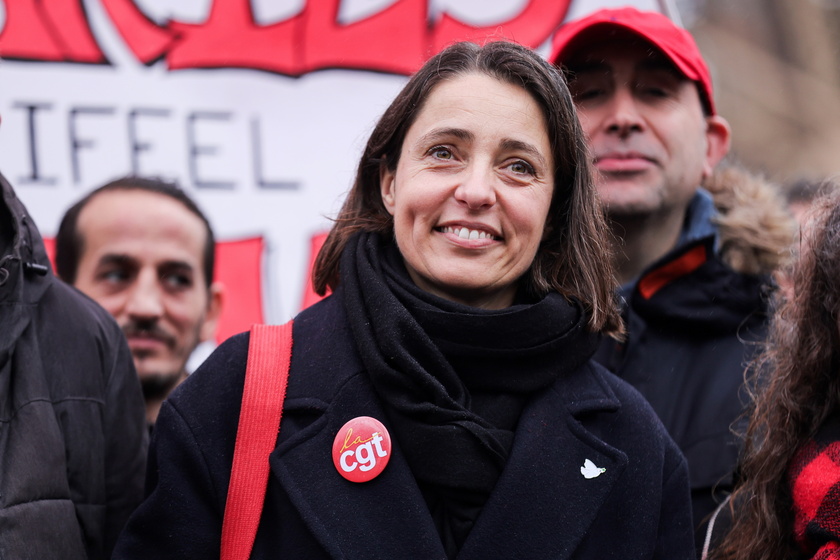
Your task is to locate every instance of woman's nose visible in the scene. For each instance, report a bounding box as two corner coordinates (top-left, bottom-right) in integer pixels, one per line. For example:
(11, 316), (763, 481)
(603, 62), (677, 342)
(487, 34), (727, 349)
(454, 165), (496, 210)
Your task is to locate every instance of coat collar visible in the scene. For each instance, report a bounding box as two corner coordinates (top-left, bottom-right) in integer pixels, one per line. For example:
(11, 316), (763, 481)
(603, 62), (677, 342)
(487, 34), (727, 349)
(269, 364), (626, 559)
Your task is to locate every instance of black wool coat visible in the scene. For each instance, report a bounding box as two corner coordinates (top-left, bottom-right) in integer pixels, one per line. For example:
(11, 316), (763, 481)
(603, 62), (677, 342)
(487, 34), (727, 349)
(115, 294), (695, 559)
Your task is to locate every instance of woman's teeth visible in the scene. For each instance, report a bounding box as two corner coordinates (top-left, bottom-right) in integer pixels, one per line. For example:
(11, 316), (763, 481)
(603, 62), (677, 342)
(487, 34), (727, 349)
(441, 226), (495, 240)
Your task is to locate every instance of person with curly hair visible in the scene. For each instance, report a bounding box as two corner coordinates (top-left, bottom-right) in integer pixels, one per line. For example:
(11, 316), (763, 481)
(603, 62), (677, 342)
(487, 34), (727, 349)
(708, 189), (840, 560)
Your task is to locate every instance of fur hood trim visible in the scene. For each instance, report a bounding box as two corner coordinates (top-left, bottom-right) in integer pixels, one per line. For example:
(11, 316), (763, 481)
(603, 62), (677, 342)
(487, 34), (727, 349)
(703, 163), (795, 276)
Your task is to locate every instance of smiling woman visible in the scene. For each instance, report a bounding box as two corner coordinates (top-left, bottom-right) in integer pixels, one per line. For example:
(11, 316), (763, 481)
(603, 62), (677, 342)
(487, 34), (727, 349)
(114, 41), (696, 559)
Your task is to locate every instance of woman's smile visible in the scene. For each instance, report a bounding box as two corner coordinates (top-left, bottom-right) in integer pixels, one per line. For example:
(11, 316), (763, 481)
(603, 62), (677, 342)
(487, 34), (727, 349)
(437, 225), (499, 242)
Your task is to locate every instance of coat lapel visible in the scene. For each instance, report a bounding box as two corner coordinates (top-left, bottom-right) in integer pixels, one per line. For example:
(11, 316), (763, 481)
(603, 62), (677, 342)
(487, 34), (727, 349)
(269, 363), (627, 559)
(268, 379), (447, 559)
(458, 365), (628, 559)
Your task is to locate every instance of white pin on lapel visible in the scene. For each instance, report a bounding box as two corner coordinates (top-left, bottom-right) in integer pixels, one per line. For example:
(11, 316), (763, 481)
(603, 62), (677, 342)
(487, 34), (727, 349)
(580, 459), (606, 479)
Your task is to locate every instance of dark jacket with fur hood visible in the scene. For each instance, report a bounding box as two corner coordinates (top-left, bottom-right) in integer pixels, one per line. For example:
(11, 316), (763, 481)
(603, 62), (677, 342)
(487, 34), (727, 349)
(0, 173), (147, 559)
(594, 164), (794, 549)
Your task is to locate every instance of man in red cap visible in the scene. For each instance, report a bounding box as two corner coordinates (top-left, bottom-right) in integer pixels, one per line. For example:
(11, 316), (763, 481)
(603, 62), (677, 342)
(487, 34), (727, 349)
(551, 6), (793, 549)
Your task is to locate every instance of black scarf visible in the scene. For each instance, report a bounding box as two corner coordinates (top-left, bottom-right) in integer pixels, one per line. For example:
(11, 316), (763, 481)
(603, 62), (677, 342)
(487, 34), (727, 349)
(341, 232), (599, 557)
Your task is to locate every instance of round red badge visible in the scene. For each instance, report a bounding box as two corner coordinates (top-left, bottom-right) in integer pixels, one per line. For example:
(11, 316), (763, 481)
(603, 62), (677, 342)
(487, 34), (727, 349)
(332, 416), (392, 483)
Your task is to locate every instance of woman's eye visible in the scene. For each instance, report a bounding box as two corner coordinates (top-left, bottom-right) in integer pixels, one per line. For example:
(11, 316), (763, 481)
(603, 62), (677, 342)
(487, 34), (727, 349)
(509, 160), (535, 175)
(430, 146), (453, 160)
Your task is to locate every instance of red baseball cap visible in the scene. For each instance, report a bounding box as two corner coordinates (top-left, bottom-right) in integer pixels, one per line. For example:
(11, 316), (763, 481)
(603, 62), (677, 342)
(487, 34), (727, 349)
(550, 7), (716, 115)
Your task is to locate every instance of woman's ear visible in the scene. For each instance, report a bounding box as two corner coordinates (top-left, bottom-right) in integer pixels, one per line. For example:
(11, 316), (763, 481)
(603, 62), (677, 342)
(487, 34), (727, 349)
(380, 160), (396, 216)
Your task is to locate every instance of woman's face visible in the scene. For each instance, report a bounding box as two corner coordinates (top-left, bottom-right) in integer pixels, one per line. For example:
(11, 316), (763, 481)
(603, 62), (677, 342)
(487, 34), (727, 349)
(381, 72), (555, 309)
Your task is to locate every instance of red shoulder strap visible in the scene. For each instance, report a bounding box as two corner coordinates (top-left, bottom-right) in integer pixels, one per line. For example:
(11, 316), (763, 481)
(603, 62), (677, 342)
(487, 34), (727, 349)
(221, 321), (293, 560)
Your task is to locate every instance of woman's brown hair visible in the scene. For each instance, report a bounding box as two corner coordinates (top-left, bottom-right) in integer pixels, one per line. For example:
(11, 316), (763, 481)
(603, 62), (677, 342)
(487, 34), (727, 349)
(711, 189), (840, 559)
(313, 40), (621, 337)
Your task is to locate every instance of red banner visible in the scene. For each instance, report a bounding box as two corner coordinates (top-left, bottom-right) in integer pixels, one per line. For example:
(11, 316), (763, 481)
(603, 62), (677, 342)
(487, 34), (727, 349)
(1, 0), (572, 75)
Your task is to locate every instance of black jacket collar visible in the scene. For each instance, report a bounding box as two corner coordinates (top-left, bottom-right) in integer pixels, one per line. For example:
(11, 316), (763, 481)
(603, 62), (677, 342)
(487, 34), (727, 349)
(269, 328), (626, 559)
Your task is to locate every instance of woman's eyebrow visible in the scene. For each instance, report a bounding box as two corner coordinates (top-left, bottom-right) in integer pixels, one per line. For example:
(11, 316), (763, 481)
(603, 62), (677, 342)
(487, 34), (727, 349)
(414, 127), (474, 147)
(500, 139), (548, 169)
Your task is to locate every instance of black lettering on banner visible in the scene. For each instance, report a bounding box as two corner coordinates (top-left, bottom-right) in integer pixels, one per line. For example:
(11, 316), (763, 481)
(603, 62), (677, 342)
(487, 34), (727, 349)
(14, 102), (57, 186)
(69, 106), (116, 184)
(129, 108), (171, 175)
(250, 118), (299, 190)
(187, 111), (235, 189)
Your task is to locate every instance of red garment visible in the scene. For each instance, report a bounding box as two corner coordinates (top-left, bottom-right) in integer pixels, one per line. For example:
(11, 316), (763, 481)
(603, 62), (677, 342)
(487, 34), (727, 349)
(788, 418), (840, 559)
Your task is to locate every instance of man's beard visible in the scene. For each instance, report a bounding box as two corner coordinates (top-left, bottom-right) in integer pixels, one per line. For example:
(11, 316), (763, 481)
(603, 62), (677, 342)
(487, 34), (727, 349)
(122, 318), (188, 400)
(141, 371), (184, 400)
